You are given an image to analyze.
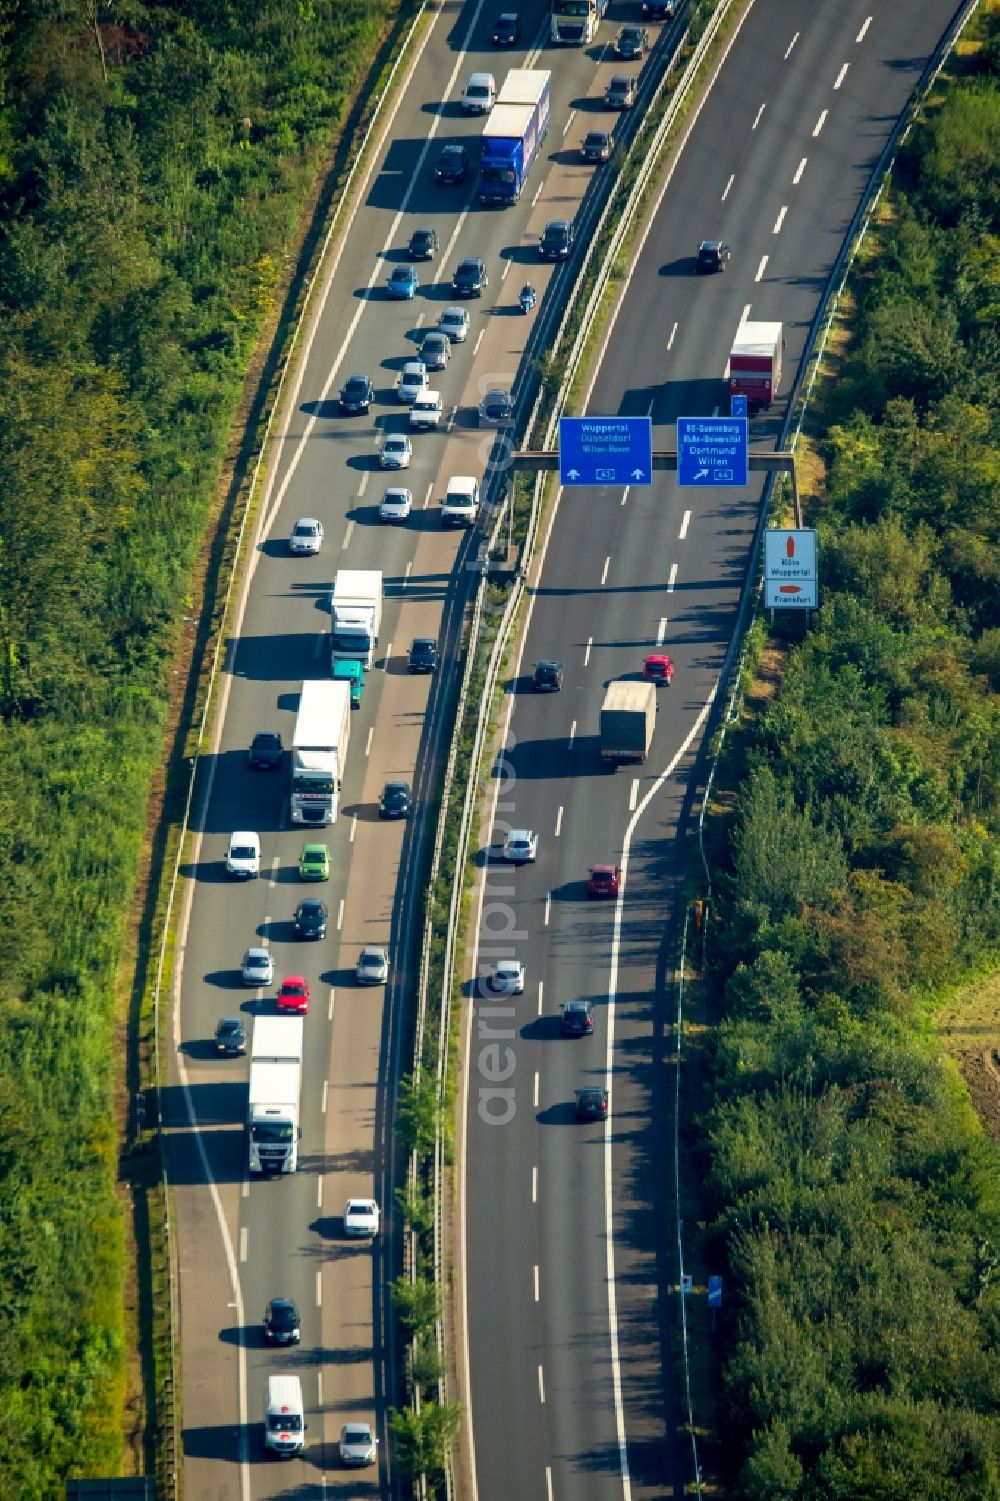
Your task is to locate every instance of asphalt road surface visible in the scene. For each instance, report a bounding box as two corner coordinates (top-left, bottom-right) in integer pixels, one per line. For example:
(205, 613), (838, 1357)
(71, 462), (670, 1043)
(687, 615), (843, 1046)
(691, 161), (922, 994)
(165, 2), (684, 1498)
(460, 3), (960, 1500)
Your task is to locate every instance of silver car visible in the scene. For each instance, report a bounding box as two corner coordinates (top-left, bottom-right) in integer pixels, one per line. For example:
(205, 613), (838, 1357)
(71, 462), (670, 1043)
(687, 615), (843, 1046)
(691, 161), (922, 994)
(356, 945), (390, 985)
(289, 517), (323, 555)
(242, 947), (274, 987)
(379, 486), (413, 523)
(379, 433), (412, 470)
(438, 305), (470, 343)
(503, 829), (538, 863)
(339, 1422), (378, 1466)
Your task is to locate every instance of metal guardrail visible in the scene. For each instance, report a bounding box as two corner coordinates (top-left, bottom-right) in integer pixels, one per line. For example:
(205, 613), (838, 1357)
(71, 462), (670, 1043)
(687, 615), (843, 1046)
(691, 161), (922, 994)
(408, 4), (742, 1497)
(146, 9), (430, 1498)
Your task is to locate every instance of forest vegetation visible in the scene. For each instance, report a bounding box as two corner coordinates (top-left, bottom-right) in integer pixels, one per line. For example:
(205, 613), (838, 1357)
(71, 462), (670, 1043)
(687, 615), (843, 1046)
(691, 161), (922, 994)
(705, 22), (1000, 1500)
(0, 2), (397, 1493)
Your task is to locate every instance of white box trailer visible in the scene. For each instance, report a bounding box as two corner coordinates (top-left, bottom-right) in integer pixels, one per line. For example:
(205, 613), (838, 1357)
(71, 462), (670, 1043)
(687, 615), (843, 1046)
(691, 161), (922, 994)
(248, 1016), (304, 1175)
(290, 679), (351, 826)
(330, 568), (383, 668)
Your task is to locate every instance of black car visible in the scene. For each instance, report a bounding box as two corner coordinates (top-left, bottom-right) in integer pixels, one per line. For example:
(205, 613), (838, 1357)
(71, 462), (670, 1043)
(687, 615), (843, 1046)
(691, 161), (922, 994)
(294, 898), (328, 940)
(695, 240), (731, 273)
(453, 257), (488, 297)
(408, 637), (440, 673)
(491, 10), (521, 44)
(263, 1297), (301, 1345)
(615, 25), (648, 59)
(408, 227), (439, 260)
(532, 660), (563, 692)
(215, 1017), (247, 1056)
(576, 1086), (609, 1121)
(562, 1000), (595, 1037)
(248, 730), (283, 770)
(379, 779), (412, 819)
(643, 0), (676, 16)
(340, 373), (373, 413)
(434, 143), (468, 184)
(539, 220), (574, 261)
(580, 130), (612, 164)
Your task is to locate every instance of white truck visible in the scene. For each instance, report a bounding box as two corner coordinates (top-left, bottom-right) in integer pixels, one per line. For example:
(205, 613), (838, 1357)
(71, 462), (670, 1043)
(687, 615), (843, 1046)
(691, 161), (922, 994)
(290, 679), (350, 826)
(248, 1015), (304, 1175)
(440, 475), (480, 529)
(330, 568), (383, 669)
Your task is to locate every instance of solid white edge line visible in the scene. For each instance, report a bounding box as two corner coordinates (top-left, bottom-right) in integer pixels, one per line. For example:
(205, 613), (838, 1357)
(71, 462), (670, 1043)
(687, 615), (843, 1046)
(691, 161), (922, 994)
(605, 691), (717, 1501)
(458, 7), (757, 1494)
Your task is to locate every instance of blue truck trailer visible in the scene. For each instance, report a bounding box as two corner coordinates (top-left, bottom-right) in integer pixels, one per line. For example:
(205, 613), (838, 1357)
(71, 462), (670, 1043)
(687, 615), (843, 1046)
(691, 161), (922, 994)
(478, 69), (551, 206)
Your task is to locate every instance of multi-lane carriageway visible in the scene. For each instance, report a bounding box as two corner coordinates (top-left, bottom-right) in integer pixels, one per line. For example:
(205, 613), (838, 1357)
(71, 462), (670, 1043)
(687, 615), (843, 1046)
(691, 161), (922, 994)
(164, 2), (961, 1499)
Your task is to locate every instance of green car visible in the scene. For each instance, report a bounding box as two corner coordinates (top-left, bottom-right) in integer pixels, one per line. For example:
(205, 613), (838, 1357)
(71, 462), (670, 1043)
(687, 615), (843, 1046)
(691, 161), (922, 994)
(332, 657), (365, 709)
(298, 843), (330, 881)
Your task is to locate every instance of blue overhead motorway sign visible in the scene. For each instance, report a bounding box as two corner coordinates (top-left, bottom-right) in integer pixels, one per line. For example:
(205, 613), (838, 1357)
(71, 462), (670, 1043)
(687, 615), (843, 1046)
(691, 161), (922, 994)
(558, 416), (652, 487)
(677, 416), (749, 488)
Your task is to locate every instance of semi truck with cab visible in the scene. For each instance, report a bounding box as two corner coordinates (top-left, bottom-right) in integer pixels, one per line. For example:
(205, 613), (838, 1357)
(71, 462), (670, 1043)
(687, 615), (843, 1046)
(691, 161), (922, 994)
(290, 679), (350, 826)
(600, 680), (657, 764)
(728, 321), (783, 410)
(330, 568), (383, 669)
(550, 0), (610, 44)
(248, 1016), (304, 1175)
(478, 69), (552, 205)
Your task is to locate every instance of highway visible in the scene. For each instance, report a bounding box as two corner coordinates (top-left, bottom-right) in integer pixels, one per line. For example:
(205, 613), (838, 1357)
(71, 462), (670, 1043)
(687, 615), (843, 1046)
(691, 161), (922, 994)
(165, 2), (684, 1498)
(460, 2), (960, 1500)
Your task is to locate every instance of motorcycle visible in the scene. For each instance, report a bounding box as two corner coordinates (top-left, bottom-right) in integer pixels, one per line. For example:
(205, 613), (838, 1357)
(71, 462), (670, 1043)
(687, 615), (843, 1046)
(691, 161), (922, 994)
(518, 285), (537, 314)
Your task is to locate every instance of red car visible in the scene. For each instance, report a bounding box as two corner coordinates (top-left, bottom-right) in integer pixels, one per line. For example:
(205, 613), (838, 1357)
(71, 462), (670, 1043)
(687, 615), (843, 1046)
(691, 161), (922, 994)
(277, 975), (311, 1014)
(644, 654), (674, 684)
(588, 864), (622, 898)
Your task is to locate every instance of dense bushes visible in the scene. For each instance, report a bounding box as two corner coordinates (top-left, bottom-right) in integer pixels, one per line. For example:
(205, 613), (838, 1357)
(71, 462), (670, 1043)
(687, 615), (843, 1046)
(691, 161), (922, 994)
(0, 2), (397, 1493)
(705, 31), (1000, 1501)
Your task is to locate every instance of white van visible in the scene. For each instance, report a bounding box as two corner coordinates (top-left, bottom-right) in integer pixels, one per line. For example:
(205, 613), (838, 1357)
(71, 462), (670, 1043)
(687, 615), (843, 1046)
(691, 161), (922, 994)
(226, 830), (260, 879)
(264, 1374), (305, 1458)
(441, 475), (480, 529)
(462, 71), (496, 113)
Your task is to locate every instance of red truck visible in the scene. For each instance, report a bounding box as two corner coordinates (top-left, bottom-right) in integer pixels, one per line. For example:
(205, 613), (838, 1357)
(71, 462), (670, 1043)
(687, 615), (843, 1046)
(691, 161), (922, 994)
(728, 321), (782, 411)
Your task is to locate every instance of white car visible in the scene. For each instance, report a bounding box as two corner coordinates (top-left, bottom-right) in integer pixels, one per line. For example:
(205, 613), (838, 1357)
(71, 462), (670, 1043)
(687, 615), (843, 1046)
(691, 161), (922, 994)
(226, 830), (260, 879)
(409, 391), (442, 431)
(395, 360), (428, 404)
(438, 305), (470, 343)
(503, 829), (538, 864)
(241, 947), (274, 987)
(379, 432), (412, 470)
(289, 516), (323, 555)
(357, 945), (390, 985)
(379, 486), (413, 523)
(339, 1422), (378, 1466)
(343, 1198), (381, 1238)
(489, 959), (525, 995)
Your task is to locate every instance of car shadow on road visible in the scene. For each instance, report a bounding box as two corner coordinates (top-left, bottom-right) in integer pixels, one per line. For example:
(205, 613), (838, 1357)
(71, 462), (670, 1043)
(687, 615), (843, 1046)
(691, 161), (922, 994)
(535, 1100), (582, 1126)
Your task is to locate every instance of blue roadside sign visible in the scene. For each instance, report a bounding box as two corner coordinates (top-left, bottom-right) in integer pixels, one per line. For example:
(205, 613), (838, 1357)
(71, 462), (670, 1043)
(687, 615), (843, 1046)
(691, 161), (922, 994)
(730, 393), (748, 419)
(559, 416), (652, 488)
(677, 415), (749, 488)
(708, 1275), (724, 1308)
